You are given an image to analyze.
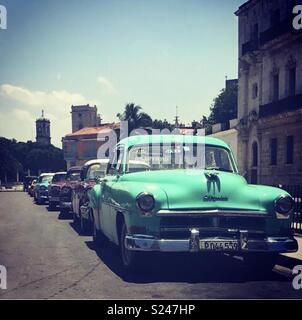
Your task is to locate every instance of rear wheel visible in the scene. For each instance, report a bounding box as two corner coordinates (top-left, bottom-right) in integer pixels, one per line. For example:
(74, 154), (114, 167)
(80, 214), (92, 235)
(244, 252), (279, 273)
(73, 211), (79, 226)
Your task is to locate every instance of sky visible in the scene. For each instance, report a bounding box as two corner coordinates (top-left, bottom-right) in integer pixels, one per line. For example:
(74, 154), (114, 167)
(0, 0), (243, 147)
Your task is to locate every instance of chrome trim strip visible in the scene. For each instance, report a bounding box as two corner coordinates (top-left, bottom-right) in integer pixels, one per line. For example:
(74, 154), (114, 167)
(156, 209), (269, 217)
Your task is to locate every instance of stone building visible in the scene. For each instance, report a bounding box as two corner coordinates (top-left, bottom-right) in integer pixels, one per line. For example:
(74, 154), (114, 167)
(62, 124), (120, 169)
(36, 110), (51, 145)
(235, 0), (302, 185)
(71, 104), (102, 133)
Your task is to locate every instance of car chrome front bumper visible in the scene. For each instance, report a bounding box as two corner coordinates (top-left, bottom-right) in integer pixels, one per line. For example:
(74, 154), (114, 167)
(125, 229), (298, 253)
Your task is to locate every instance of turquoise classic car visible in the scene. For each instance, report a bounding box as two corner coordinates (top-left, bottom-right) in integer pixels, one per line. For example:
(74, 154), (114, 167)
(34, 173), (54, 205)
(89, 135), (298, 271)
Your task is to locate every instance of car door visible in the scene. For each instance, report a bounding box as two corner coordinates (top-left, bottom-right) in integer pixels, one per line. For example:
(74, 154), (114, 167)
(100, 147), (124, 242)
(81, 164), (101, 219)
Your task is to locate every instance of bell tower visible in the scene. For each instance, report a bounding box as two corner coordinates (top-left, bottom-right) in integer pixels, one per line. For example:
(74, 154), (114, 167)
(36, 110), (51, 145)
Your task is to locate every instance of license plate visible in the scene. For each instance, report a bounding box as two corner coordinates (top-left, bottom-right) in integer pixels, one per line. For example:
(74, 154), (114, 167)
(199, 240), (239, 251)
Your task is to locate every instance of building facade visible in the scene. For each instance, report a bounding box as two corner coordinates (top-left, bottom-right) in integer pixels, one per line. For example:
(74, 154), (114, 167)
(36, 110), (51, 145)
(235, 0), (302, 185)
(71, 104), (102, 133)
(62, 124), (119, 169)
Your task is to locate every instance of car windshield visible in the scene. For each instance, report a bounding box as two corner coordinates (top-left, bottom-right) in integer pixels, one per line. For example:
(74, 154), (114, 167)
(67, 171), (81, 181)
(127, 143), (235, 173)
(52, 174), (66, 183)
(38, 175), (53, 183)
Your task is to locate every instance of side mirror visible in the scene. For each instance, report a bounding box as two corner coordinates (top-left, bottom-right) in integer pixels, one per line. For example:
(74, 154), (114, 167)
(94, 176), (107, 184)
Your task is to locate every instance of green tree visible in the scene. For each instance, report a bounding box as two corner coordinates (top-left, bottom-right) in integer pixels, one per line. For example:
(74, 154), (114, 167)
(200, 82), (238, 135)
(152, 119), (174, 131)
(117, 103), (153, 134)
(208, 84), (238, 124)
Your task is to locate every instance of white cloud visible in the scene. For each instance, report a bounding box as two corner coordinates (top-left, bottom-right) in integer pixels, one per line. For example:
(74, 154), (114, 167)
(0, 84), (100, 147)
(97, 76), (117, 95)
(1, 84), (98, 109)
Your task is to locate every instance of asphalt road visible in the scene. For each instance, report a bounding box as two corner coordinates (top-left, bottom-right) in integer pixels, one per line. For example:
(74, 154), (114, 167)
(0, 192), (302, 299)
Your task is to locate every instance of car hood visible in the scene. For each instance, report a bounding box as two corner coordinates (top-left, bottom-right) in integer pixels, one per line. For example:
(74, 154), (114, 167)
(120, 169), (271, 212)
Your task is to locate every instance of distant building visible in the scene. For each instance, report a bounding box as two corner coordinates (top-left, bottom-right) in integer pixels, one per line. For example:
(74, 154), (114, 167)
(235, 0), (302, 185)
(209, 119), (239, 161)
(62, 123), (120, 169)
(71, 104), (102, 133)
(36, 110), (51, 145)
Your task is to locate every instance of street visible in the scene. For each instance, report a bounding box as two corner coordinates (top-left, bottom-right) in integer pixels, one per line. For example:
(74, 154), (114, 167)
(0, 192), (302, 299)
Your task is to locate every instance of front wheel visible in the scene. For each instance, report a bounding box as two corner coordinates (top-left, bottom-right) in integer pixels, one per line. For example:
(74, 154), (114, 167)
(119, 221), (141, 271)
(244, 252), (279, 273)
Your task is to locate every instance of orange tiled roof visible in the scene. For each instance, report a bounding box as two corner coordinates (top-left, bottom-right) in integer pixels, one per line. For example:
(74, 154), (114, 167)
(65, 123), (120, 138)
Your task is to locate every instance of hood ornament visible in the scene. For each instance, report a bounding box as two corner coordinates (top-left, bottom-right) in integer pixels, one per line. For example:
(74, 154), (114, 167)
(204, 172), (219, 180)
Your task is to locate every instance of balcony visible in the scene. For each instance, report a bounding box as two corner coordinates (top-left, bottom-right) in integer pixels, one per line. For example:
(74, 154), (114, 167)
(259, 93), (302, 118)
(259, 17), (294, 47)
(241, 16), (298, 56)
(242, 38), (259, 56)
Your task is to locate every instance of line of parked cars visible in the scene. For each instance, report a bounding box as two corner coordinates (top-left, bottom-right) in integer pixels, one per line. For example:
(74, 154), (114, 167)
(23, 135), (298, 272)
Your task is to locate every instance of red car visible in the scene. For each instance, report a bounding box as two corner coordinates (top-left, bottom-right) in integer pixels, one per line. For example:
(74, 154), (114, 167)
(59, 166), (82, 215)
(72, 159), (108, 234)
(48, 172), (67, 210)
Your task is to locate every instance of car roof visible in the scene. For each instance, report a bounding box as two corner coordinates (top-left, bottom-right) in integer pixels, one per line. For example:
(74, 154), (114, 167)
(117, 135), (230, 149)
(53, 172), (67, 175)
(68, 166), (82, 172)
(39, 173), (54, 177)
(83, 159), (109, 167)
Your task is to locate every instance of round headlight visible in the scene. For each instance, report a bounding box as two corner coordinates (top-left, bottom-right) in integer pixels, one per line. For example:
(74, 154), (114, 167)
(275, 195), (294, 215)
(136, 193), (155, 212)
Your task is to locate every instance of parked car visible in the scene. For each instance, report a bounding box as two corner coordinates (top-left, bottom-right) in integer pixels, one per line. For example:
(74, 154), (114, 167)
(23, 176), (38, 192)
(34, 173), (54, 204)
(28, 179), (37, 197)
(89, 135), (298, 271)
(59, 166), (82, 215)
(48, 172), (67, 210)
(72, 159), (109, 234)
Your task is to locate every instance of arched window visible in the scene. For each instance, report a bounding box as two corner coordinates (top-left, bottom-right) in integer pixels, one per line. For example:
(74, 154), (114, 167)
(252, 142), (258, 167)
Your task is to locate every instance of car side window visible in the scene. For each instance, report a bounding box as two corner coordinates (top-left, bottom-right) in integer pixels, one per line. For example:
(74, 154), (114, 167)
(107, 147), (124, 175)
(86, 164), (102, 180)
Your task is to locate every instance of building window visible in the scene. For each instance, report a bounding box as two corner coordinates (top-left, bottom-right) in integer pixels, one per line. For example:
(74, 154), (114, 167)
(252, 83), (258, 99)
(272, 74), (279, 101)
(252, 142), (258, 167)
(270, 138), (277, 165)
(286, 136), (294, 164)
(289, 67), (296, 96)
(270, 9), (280, 27)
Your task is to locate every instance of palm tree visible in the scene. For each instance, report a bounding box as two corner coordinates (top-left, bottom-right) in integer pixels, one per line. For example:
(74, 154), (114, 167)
(117, 103), (152, 134)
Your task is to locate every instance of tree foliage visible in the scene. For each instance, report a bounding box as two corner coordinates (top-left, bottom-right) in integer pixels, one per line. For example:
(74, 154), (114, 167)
(117, 103), (153, 134)
(0, 137), (66, 182)
(200, 83), (238, 135)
